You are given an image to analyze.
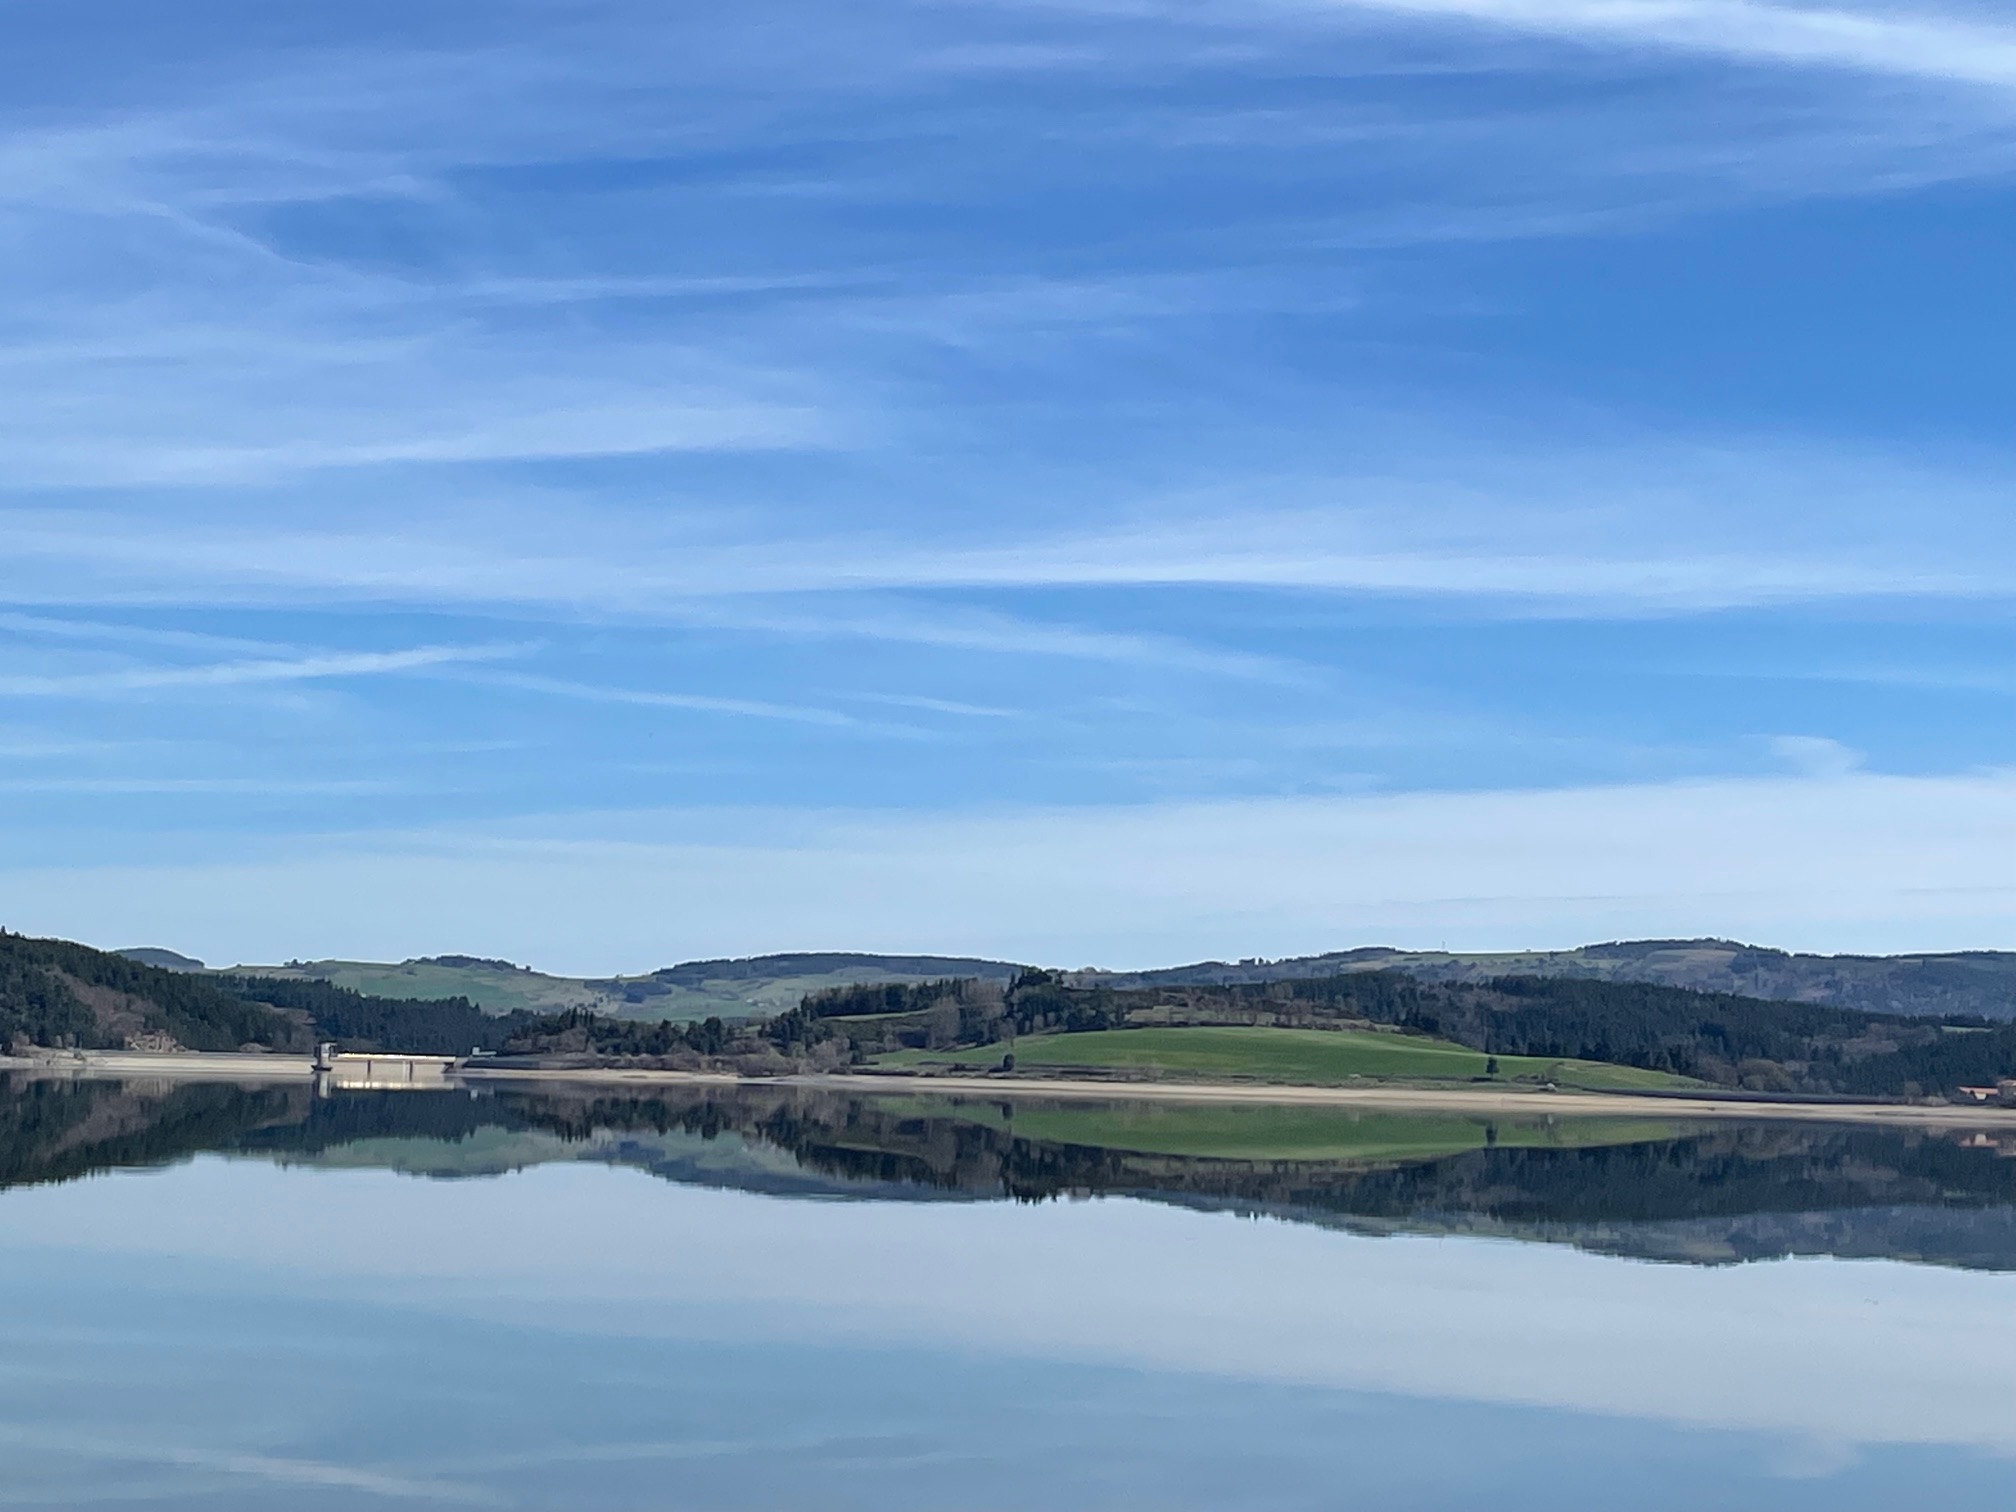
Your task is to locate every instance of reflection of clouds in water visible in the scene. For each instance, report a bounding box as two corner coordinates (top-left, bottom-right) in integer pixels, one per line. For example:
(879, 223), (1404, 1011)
(1768, 1435), (1862, 1481)
(0, 1424), (493, 1505)
(9, 1158), (2016, 1458)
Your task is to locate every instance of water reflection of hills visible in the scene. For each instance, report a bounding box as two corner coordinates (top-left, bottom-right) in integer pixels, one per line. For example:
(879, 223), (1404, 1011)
(6, 1073), (2016, 1270)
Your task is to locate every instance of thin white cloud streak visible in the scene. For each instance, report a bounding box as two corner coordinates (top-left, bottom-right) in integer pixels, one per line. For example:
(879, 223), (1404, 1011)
(0, 612), (287, 657)
(1320, 0), (2016, 90)
(4, 487), (2006, 619)
(469, 671), (862, 728)
(797, 533), (1989, 608)
(0, 1422), (490, 1504)
(0, 777), (397, 796)
(0, 313), (840, 486)
(0, 644), (523, 697)
(18, 413), (2016, 619)
(8, 766), (2016, 972)
(1806, 664), (2016, 694)
(852, 692), (1024, 718)
(0, 738), (116, 760)
(670, 601), (1317, 683)
(108, 400), (838, 483)
(1768, 733), (1865, 776)
(8, 516), (1316, 679)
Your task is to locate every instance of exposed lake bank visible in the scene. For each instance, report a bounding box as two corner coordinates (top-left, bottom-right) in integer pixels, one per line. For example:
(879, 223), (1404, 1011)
(10, 1050), (2016, 1128)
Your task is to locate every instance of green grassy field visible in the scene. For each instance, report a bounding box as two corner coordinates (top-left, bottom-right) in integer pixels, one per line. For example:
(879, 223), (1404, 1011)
(239, 959), (601, 1014)
(879, 1025), (1697, 1092)
(235, 958), (1014, 1022)
(233, 958), (877, 1021)
(903, 1097), (1679, 1161)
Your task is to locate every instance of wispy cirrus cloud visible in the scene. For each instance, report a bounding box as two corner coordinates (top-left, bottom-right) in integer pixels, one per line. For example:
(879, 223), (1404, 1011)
(3, 433), (2007, 618)
(665, 601), (1320, 684)
(0, 644), (524, 697)
(851, 692), (1025, 718)
(0, 611), (289, 656)
(0, 733), (123, 760)
(1313, 0), (2016, 89)
(0, 1422), (489, 1503)
(0, 314), (842, 486)
(0, 0), (2008, 497)
(0, 775), (401, 795)
(765, 523), (1988, 609)
(467, 672), (864, 728)
(0, 0), (2011, 960)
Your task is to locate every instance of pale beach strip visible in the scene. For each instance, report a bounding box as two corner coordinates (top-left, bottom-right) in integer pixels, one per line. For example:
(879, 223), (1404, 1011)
(11, 1052), (2016, 1128)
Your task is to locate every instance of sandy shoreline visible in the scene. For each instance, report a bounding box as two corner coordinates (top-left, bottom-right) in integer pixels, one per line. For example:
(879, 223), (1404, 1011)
(470, 1066), (2016, 1127)
(0, 1050), (318, 1081)
(9, 1052), (2016, 1127)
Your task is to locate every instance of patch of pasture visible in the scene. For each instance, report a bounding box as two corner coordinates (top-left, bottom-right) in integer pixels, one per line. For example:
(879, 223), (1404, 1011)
(880, 1025), (1696, 1093)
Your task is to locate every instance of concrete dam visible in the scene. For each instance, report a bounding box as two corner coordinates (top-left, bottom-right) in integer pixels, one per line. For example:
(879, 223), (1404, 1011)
(0, 1046), (468, 1093)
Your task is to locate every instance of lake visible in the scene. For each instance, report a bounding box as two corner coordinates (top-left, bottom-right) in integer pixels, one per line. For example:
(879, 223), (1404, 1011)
(3, 1074), (2015, 1509)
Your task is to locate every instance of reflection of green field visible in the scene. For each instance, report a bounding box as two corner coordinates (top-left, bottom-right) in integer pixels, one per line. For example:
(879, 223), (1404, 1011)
(921, 1098), (1676, 1161)
(880, 1026), (1695, 1092)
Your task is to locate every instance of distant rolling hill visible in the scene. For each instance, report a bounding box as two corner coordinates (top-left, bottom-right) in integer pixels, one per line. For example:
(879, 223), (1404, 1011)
(9, 931), (529, 1055)
(113, 947), (207, 973)
(105, 937), (2016, 1024)
(1073, 939), (2016, 1021)
(225, 956), (609, 1016)
(228, 951), (1025, 1022)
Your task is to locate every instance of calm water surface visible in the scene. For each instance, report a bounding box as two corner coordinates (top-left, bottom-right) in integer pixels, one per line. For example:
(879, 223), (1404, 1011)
(3, 1075), (2014, 1510)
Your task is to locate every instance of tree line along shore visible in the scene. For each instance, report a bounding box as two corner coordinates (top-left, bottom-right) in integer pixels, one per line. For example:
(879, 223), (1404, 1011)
(9, 927), (2016, 1106)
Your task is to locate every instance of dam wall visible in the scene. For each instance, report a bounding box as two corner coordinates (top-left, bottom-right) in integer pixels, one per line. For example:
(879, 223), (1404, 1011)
(0, 1049), (466, 1091)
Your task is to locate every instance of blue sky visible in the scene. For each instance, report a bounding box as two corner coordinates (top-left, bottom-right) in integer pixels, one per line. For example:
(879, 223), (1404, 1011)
(3, 0), (2015, 971)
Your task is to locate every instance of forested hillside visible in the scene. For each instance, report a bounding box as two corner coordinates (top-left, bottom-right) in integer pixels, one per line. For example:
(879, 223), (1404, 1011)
(1, 931), (535, 1055)
(509, 968), (2016, 1099)
(1, 931), (309, 1052)
(1082, 940), (2016, 1020)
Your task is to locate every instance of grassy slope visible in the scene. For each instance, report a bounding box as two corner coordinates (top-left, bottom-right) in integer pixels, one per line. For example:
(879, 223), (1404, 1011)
(644, 968), (975, 1019)
(239, 958), (1020, 1022)
(917, 1097), (1678, 1161)
(250, 961), (602, 1014)
(879, 1025), (1698, 1092)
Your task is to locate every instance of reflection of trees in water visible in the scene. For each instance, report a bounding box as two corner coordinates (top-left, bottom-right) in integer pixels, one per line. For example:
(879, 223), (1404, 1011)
(459, 1088), (2016, 1269)
(0, 1075), (305, 1191)
(8, 1075), (2016, 1268)
(489, 1086), (2016, 1266)
(0, 1075), (514, 1191)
